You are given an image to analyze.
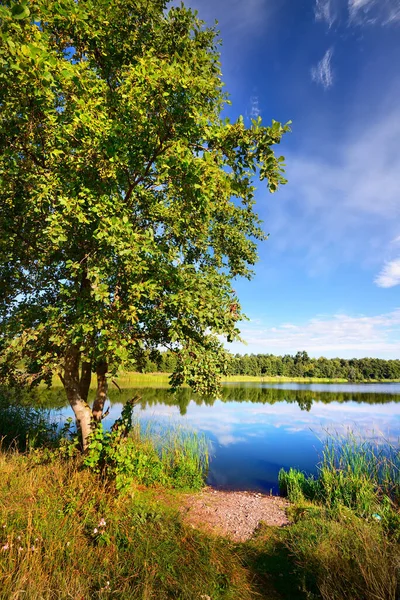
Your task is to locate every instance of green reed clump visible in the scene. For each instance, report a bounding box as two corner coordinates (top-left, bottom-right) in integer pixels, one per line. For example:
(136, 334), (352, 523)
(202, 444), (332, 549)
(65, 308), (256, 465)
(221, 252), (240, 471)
(279, 432), (400, 519)
(278, 432), (400, 600)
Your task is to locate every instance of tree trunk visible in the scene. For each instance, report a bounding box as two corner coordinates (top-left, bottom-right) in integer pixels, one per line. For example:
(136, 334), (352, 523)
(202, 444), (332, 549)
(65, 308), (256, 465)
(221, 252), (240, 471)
(79, 361), (92, 402)
(62, 347), (93, 450)
(92, 361), (108, 423)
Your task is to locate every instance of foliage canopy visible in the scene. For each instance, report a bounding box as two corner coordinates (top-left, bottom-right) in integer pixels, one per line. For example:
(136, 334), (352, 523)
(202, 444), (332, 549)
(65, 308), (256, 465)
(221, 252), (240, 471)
(0, 0), (289, 443)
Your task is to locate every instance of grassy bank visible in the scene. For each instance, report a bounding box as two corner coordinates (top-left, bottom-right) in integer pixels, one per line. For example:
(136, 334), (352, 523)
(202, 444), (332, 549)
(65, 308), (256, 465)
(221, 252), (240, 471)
(278, 434), (400, 600)
(114, 373), (400, 386)
(49, 372), (400, 390)
(1, 393), (399, 599)
(0, 451), (257, 600)
(1, 440), (399, 600)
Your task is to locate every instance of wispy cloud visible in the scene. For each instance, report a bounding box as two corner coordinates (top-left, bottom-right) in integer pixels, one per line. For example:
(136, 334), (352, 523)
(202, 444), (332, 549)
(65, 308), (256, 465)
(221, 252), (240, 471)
(311, 47), (334, 89)
(315, 0), (336, 27)
(314, 0), (400, 27)
(230, 310), (400, 357)
(249, 95), (261, 119)
(264, 107), (400, 274)
(347, 0), (400, 26)
(184, 0), (272, 40)
(375, 259), (400, 288)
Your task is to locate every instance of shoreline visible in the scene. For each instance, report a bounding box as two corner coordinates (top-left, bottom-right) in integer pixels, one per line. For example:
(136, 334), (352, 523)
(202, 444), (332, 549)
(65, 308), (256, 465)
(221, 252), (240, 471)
(47, 372), (400, 389)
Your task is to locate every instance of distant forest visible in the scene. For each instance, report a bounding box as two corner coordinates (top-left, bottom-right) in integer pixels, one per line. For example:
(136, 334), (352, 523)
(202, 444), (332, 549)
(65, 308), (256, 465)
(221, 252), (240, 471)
(139, 351), (400, 381)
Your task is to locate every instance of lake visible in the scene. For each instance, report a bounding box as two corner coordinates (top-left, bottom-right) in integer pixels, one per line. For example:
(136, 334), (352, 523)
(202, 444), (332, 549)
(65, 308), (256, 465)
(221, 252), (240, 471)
(42, 382), (400, 493)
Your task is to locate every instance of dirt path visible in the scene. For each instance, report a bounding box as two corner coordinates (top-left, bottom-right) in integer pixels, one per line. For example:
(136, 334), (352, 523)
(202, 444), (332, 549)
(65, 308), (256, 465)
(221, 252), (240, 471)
(179, 488), (290, 542)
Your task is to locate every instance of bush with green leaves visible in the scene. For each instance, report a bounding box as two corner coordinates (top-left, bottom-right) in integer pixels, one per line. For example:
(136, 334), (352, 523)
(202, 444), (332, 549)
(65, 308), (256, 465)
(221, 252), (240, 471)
(83, 399), (209, 491)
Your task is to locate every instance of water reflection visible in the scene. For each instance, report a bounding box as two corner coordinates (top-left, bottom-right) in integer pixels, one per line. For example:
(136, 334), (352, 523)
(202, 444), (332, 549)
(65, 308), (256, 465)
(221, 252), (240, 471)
(27, 382), (400, 492)
(32, 381), (400, 414)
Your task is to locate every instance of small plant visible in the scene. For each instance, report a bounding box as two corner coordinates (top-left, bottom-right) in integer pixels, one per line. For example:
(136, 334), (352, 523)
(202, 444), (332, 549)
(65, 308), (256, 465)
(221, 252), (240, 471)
(83, 399), (209, 491)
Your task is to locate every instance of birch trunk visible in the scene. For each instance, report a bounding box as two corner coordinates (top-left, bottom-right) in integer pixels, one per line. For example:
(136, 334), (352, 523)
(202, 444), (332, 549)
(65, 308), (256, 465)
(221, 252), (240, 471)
(62, 348), (93, 450)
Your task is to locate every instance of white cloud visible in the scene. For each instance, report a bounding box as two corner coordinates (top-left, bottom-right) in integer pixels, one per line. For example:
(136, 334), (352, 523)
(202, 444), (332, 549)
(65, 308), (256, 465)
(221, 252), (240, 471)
(249, 95), (261, 119)
(264, 107), (400, 274)
(375, 259), (400, 288)
(311, 47), (334, 89)
(348, 0), (400, 25)
(315, 0), (336, 27)
(229, 310), (400, 357)
(314, 0), (400, 27)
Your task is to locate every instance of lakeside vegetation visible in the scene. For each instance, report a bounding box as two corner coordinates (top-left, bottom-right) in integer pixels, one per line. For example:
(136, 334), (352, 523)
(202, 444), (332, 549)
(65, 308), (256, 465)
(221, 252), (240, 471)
(278, 435), (400, 600)
(136, 350), (400, 382)
(45, 371), (400, 392)
(1, 1), (399, 598)
(0, 392), (399, 600)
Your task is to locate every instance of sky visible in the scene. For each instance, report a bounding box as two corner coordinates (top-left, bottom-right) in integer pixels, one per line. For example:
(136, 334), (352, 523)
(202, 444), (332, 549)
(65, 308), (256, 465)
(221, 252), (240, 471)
(176, 0), (400, 359)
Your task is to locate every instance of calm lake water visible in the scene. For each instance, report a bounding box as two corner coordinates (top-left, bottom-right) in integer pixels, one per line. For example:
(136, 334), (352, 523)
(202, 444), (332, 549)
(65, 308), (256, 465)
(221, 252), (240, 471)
(42, 382), (400, 493)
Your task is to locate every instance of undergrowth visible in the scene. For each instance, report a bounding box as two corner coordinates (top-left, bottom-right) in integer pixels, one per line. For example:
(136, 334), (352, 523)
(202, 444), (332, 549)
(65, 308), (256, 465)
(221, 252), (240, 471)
(278, 433), (400, 600)
(0, 452), (252, 600)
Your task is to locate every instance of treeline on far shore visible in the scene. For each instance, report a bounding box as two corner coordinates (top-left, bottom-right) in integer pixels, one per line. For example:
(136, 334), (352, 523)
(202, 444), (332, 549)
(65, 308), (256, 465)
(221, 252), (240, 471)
(140, 350), (400, 381)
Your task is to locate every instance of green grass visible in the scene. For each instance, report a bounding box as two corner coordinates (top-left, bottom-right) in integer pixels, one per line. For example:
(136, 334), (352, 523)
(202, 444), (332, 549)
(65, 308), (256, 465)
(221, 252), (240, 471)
(46, 371), (400, 391)
(2, 390), (400, 600)
(284, 507), (399, 600)
(279, 433), (400, 519)
(278, 433), (400, 600)
(0, 451), (256, 600)
(224, 375), (350, 383)
(96, 419), (210, 491)
(0, 389), (58, 451)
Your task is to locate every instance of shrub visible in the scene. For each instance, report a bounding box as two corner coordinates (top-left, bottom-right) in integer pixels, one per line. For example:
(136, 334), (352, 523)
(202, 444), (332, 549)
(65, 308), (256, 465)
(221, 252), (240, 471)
(83, 399), (209, 491)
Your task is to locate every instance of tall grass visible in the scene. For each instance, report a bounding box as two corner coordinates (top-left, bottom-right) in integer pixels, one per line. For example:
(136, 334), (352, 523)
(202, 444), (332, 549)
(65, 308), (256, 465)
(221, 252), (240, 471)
(285, 510), (399, 600)
(278, 432), (400, 600)
(279, 432), (400, 518)
(0, 452), (253, 600)
(96, 418), (210, 491)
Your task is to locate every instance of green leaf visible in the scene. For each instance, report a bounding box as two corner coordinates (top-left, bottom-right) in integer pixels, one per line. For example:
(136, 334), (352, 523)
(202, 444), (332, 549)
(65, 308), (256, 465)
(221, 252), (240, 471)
(11, 4), (30, 19)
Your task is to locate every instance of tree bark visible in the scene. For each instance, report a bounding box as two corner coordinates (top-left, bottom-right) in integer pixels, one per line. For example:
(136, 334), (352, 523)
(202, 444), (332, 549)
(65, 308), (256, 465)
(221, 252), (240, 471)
(92, 361), (108, 423)
(62, 347), (93, 450)
(79, 361), (92, 402)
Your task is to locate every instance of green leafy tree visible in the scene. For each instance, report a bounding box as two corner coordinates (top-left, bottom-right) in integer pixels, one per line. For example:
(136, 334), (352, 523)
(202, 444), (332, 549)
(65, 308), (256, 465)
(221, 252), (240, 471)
(0, 0), (290, 447)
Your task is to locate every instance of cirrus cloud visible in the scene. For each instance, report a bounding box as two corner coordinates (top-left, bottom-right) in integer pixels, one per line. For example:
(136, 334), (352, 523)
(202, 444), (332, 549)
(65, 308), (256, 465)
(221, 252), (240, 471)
(311, 47), (334, 89)
(314, 0), (337, 27)
(314, 0), (400, 26)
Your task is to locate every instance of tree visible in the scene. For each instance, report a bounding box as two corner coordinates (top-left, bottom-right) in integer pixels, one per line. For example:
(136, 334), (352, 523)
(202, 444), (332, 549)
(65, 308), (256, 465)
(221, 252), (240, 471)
(0, 0), (290, 448)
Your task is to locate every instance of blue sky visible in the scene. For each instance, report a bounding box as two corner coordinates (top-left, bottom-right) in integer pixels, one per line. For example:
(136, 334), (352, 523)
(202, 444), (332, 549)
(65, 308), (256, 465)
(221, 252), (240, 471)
(179, 0), (400, 358)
